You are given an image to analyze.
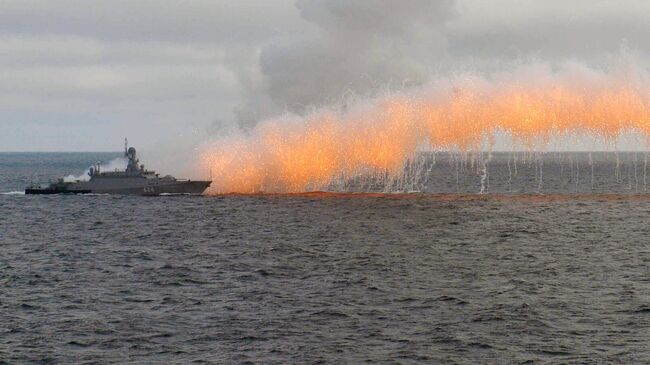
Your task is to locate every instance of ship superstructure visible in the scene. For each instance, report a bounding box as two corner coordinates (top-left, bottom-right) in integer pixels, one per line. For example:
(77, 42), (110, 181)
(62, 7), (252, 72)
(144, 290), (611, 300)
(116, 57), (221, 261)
(25, 139), (211, 195)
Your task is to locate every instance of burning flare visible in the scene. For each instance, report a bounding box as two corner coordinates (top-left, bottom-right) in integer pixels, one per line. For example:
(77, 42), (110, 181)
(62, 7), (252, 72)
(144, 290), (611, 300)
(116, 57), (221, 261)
(200, 63), (650, 194)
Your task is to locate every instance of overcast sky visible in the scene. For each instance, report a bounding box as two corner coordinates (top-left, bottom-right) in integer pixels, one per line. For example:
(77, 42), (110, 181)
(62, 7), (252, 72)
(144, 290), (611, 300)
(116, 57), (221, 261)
(1, 0), (649, 151)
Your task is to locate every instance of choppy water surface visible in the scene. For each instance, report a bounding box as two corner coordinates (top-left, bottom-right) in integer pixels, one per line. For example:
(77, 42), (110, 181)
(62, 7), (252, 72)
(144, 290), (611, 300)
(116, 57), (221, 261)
(1, 153), (650, 364)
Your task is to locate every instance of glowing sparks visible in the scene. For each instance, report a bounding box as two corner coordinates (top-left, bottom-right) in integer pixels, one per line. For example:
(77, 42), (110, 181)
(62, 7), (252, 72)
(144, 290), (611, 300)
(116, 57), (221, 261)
(200, 65), (650, 194)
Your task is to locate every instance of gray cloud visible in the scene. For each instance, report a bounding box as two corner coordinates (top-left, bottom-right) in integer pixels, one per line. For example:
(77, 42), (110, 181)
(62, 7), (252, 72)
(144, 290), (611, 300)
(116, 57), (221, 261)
(0, 0), (304, 44)
(448, 0), (650, 62)
(0, 0), (648, 153)
(0, 1), (303, 151)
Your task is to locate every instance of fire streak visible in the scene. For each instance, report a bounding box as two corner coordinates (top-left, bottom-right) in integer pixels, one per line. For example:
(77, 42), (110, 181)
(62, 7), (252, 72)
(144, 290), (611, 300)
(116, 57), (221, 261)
(200, 66), (650, 193)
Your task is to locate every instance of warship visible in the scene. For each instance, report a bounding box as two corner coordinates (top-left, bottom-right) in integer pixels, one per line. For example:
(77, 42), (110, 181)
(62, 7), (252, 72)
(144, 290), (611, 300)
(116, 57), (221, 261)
(25, 140), (211, 195)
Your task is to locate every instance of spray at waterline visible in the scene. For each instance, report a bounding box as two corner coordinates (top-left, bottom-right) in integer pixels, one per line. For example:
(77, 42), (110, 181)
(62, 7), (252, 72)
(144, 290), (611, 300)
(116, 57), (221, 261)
(200, 65), (650, 194)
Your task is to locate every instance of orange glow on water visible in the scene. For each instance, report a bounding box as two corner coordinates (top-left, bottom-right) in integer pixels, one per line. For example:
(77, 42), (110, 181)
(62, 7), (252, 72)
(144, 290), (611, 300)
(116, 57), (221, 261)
(200, 67), (650, 194)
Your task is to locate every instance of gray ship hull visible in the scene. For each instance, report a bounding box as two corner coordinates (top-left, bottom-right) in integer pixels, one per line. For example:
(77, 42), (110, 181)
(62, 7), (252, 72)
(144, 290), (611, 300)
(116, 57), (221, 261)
(26, 180), (211, 196)
(96, 180), (211, 195)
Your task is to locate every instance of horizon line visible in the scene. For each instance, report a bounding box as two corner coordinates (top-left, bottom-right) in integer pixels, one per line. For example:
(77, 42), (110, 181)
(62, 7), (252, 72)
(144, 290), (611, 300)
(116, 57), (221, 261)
(1, 150), (649, 154)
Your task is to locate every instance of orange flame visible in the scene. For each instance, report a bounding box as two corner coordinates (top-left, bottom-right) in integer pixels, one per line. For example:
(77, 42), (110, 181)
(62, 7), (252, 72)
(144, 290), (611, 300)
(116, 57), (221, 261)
(200, 66), (650, 194)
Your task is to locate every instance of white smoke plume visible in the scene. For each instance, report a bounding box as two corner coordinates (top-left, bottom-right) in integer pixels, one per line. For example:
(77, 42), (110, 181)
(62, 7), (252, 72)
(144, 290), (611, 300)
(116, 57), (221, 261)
(63, 157), (127, 182)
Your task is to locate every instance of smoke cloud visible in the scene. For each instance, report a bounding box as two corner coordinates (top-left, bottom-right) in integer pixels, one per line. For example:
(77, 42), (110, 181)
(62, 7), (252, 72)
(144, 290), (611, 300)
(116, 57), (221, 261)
(235, 0), (457, 129)
(195, 1), (650, 193)
(200, 60), (650, 193)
